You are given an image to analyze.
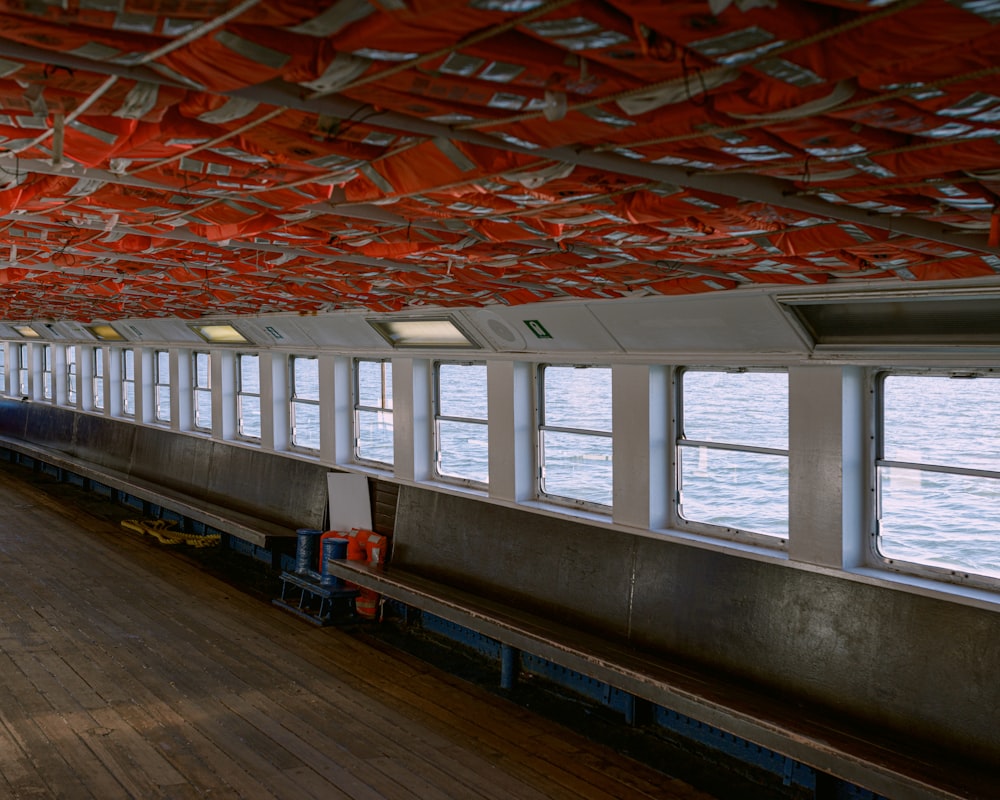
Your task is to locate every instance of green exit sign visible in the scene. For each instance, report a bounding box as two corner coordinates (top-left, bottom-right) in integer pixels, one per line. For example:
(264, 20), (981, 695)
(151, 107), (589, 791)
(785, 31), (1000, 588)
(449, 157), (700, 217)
(524, 320), (552, 339)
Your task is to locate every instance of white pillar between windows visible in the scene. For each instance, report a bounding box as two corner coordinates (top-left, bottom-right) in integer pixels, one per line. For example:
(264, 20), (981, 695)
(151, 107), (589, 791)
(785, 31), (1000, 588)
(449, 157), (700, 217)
(176, 349), (193, 431)
(137, 348), (152, 424)
(788, 365), (866, 568)
(320, 355), (350, 464)
(165, 349), (179, 431)
(79, 346), (94, 412)
(392, 358), (431, 482)
(215, 349), (235, 440)
(262, 351), (286, 452)
(108, 347), (122, 416)
(28, 343), (41, 401)
(487, 360), (534, 503)
(53, 345), (66, 406)
(612, 364), (669, 530)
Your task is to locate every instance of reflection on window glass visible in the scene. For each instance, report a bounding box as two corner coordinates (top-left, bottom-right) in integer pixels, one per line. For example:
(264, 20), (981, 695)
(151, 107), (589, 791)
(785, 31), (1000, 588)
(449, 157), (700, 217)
(539, 365), (612, 507)
(155, 350), (171, 423)
(878, 374), (1000, 580)
(290, 356), (320, 451)
(17, 343), (28, 396)
(66, 346), (77, 405)
(678, 370), (788, 539)
(435, 362), (488, 485)
(193, 352), (212, 431)
(355, 359), (393, 465)
(93, 348), (104, 410)
(41, 345), (52, 400)
(237, 353), (260, 440)
(122, 349), (135, 417)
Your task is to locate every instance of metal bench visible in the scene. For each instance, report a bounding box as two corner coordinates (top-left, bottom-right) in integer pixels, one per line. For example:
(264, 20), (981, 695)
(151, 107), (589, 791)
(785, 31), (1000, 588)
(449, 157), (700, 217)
(0, 434), (296, 551)
(324, 558), (996, 800)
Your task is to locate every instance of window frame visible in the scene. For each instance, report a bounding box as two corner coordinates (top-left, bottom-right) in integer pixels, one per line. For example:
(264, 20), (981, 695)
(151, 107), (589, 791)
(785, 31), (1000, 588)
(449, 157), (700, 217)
(154, 349), (171, 424)
(66, 345), (77, 406)
(674, 367), (789, 546)
(536, 363), (613, 511)
(192, 351), (212, 432)
(236, 351), (261, 442)
(93, 347), (105, 410)
(433, 360), (489, 488)
(16, 343), (28, 397)
(353, 357), (394, 468)
(40, 344), (52, 400)
(120, 348), (135, 417)
(289, 355), (321, 452)
(873, 368), (1000, 589)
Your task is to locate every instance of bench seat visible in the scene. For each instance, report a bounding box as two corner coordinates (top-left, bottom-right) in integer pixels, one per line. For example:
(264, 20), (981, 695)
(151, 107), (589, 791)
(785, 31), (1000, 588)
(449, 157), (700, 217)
(326, 558), (997, 800)
(0, 434), (295, 548)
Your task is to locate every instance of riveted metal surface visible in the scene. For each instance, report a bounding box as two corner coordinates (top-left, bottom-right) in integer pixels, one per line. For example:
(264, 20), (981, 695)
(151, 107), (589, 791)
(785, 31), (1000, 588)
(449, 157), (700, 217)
(393, 486), (635, 635)
(0, 400), (29, 439)
(69, 412), (137, 473)
(202, 444), (329, 529)
(129, 426), (212, 500)
(628, 538), (1000, 760)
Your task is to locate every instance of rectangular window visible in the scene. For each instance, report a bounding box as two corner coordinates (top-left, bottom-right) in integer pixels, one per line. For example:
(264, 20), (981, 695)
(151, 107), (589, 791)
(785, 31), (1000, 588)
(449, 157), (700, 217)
(193, 351), (212, 431)
(538, 365), (612, 508)
(354, 359), (393, 466)
(877, 373), (1000, 582)
(93, 348), (105, 410)
(237, 353), (260, 440)
(154, 350), (171, 423)
(435, 362), (488, 486)
(290, 356), (320, 451)
(121, 349), (135, 417)
(17, 343), (28, 397)
(41, 345), (52, 400)
(676, 369), (788, 540)
(66, 346), (77, 405)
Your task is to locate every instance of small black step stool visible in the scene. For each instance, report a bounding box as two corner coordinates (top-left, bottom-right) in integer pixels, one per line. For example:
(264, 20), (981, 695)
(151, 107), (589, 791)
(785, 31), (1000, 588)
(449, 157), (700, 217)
(272, 571), (359, 626)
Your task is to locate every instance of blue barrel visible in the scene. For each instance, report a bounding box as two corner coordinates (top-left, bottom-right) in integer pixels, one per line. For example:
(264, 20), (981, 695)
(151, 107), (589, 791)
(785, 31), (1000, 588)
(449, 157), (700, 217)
(295, 528), (323, 575)
(321, 537), (349, 588)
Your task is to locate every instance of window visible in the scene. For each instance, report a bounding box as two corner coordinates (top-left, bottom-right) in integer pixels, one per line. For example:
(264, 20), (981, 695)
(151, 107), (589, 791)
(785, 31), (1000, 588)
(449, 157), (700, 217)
(16, 343), (28, 396)
(193, 351), (212, 431)
(66, 346), (77, 405)
(121, 349), (135, 416)
(354, 359), (393, 465)
(237, 353), (260, 440)
(154, 350), (171, 423)
(676, 369), (788, 539)
(40, 345), (52, 400)
(877, 373), (1000, 582)
(435, 362), (488, 485)
(290, 356), (320, 451)
(93, 348), (105, 410)
(538, 365), (612, 507)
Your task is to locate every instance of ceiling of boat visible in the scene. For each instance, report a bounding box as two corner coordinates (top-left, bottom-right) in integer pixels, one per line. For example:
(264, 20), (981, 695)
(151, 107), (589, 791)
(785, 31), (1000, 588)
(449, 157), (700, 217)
(0, 0), (998, 322)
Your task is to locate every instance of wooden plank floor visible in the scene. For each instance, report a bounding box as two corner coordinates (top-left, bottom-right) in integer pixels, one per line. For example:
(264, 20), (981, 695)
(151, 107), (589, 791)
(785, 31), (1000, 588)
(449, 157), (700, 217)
(0, 466), (715, 800)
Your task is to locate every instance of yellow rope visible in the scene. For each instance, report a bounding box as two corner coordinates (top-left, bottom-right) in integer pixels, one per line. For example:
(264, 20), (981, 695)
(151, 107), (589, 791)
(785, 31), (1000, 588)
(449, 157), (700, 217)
(121, 518), (221, 548)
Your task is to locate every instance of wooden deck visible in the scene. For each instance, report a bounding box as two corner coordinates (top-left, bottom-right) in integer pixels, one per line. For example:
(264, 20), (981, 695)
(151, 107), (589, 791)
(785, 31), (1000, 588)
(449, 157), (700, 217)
(0, 466), (713, 800)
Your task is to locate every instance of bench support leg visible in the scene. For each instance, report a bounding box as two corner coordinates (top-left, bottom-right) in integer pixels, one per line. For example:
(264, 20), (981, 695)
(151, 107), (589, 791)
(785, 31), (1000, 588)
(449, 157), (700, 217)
(814, 772), (852, 800)
(625, 695), (654, 727)
(500, 644), (519, 690)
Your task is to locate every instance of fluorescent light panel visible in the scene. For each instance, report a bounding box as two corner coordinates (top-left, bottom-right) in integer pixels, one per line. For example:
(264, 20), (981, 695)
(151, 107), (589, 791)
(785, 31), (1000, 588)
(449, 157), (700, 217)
(86, 324), (125, 341)
(13, 325), (40, 338)
(368, 317), (478, 348)
(189, 323), (250, 344)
